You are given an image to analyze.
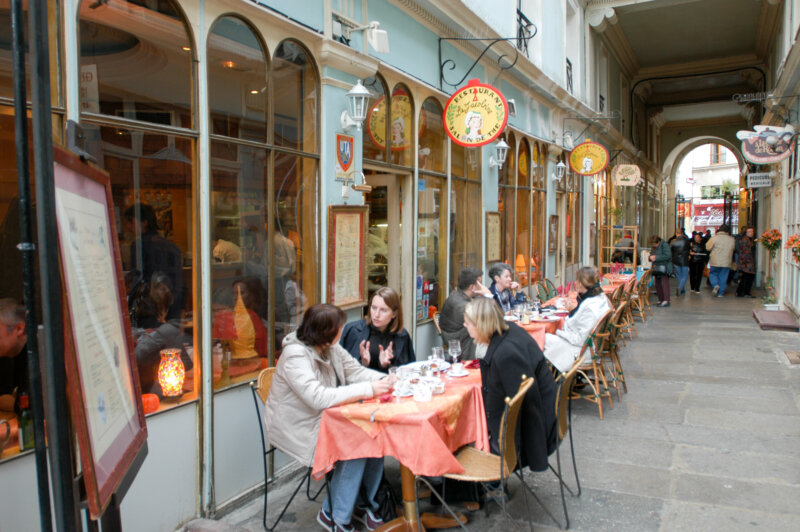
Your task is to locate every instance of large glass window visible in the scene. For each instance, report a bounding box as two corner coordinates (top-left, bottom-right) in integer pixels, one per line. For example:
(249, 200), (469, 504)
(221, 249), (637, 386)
(515, 138), (532, 288)
(531, 143), (545, 281)
(390, 84), (414, 167)
(79, 0), (196, 411)
(417, 98), (447, 319)
(273, 40), (318, 153)
(450, 144), (481, 290)
(363, 76), (388, 162)
(499, 133), (517, 268)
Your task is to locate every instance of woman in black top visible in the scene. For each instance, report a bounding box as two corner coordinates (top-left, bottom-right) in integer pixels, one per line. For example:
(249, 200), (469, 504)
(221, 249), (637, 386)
(340, 287), (415, 372)
(688, 232), (708, 293)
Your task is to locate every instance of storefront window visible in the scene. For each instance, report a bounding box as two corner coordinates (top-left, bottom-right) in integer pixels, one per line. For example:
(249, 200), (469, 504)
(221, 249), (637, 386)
(515, 138), (531, 288)
(565, 172), (582, 266)
(500, 133), (516, 268)
(390, 84), (414, 167)
(419, 99), (446, 174)
(531, 143), (545, 281)
(363, 75), (388, 162)
(79, 0), (192, 128)
(208, 16), (267, 142)
(450, 144), (481, 290)
(274, 40), (318, 153)
(417, 98), (447, 320)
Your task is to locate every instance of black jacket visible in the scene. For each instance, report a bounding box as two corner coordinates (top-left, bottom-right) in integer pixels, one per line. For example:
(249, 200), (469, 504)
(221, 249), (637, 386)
(339, 319), (415, 372)
(669, 236), (690, 267)
(479, 323), (558, 472)
(689, 239), (708, 263)
(439, 289), (477, 360)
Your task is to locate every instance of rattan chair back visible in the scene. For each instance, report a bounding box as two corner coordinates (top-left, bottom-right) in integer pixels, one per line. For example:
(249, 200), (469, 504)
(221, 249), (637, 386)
(499, 376), (534, 475)
(254, 367), (275, 404)
(555, 359), (581, 441)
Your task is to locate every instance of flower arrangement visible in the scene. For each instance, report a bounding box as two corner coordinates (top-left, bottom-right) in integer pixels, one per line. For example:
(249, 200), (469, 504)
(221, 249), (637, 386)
(760, 229), (782, 258)
(787, 234), (800, 264)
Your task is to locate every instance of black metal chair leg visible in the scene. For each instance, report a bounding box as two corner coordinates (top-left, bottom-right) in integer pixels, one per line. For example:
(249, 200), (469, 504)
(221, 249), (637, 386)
(568, 396), (581, 496)
(266, 471), (311, 531)
(306, 468), (326, 501)
(413, 476), (467, 531)
(556, 445), (569, 529)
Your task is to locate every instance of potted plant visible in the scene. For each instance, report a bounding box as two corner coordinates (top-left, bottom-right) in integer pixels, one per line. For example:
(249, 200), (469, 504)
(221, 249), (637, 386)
(787, 234), (800, 265)
(760, 229), (782, 310)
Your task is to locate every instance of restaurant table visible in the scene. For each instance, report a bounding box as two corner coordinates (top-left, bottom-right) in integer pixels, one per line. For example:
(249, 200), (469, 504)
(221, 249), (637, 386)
(313, 369), (489, 531)
(519, 316), (566, 349)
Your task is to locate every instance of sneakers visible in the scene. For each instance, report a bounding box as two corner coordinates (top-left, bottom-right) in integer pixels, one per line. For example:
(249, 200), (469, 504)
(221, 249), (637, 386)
(712, 285), (719, 296)
(352, 507), (385, 531)
(658, 301), (670, 307)
(317, 508), (355, 532)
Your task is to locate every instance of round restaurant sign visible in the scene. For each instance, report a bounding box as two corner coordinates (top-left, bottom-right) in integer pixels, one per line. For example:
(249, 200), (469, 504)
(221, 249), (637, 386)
(444, 79), (509, 147)
(568, 141), (609, 176)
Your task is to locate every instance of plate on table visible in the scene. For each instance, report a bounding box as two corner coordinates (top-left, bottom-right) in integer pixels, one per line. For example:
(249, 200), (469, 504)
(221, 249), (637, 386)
(403, 360), (451, 372)
(503, 315), (519, 322)
(447, 369), (470, 378)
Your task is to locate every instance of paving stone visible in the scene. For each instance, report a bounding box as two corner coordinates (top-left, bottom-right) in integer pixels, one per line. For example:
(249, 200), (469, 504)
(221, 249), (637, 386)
(659, 500), (800, 532)
(679, 391), (800, 415)
(673, 444), (800, 484)
(684, 407), (800, 436)
(674, 473), (800, 515)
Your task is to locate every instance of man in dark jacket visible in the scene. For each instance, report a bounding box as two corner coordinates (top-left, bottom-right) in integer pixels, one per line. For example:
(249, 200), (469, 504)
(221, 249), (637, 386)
(668, 228), (690, 296)
(736, 226), (757, 298)
(439, 268), (492, 360)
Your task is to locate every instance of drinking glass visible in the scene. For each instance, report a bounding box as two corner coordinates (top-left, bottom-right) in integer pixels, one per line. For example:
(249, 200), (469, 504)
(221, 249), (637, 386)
(432, 346), (444, 360)
(448, 340), (462, 366)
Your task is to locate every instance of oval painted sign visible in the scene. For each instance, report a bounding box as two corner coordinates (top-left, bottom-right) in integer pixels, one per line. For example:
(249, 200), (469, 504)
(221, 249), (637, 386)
(568, 141), (609, 176)
(367, 87), (425, 151)
(444, 79), (509, 148)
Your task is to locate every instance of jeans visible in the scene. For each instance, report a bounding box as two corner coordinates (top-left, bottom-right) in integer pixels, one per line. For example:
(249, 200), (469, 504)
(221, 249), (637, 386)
(709, 266), (730, 295)
(323, 457), (383, 525)
(674, 265), (689, 294)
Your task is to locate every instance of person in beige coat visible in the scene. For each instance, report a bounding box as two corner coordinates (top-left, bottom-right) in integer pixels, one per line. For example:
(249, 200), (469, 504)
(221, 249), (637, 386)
(705, 224), (736, 297)
(265, 304), (393, 532)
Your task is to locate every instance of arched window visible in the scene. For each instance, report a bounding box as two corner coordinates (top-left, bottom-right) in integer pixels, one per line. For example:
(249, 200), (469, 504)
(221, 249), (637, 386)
(390, 83), (414, 167)
(363, 75), (388, 162)
(515, 138), (532, 286)
(273, 40), (318, 153)
(500, 133), (517, 267)
(208, 16), (268, 141)
(419, 98), (446, 174)
(531, 142), (546, 281)
(78, 0), (196, 410)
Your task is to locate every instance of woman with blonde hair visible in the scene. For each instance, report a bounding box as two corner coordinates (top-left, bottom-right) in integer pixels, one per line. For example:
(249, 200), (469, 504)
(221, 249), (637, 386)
(463, 298), (557, 472)
(543, 266), (610, 373)
(340, 287), (415, 372)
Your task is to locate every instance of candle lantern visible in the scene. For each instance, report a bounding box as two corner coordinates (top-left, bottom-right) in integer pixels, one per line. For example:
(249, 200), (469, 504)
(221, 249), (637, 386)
(158, 348), (185, 397)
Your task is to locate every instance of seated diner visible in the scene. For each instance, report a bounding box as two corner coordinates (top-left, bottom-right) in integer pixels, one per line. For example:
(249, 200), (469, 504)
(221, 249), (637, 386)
(488, 262), (527, 314)
(543, 266), (610, 373)
(340, 287), (415, 372)
(463, 298), (558, 471)
(264, 304), (393, 532)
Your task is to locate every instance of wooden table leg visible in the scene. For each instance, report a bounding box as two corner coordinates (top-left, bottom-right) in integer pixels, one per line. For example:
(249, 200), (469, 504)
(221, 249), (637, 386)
(375, 465), (467, 532)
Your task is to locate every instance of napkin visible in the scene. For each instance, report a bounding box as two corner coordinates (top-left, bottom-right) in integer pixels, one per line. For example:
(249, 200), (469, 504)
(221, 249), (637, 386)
(465, 359), (481, 370)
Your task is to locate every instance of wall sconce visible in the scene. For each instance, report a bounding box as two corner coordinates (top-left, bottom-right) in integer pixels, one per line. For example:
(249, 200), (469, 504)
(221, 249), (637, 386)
(489, 138), (510, 170)
(552, 161), (567, 182)
(158, 349), (185, 397)
(341, 80), (371, 131)
(344, 21), (390, 53)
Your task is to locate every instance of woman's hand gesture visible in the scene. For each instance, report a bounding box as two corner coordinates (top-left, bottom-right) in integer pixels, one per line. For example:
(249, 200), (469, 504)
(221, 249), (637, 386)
(371, 376), (393, 396)
(378, 341), (394, 367)
(359, 340), (371, 366)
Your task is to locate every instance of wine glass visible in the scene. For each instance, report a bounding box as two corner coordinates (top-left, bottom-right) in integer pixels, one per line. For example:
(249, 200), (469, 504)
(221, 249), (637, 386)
(448, 340), (462, 366)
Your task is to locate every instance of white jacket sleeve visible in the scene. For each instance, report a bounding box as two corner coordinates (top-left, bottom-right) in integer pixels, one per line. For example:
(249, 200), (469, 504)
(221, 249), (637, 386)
(333, 344), (385, 384)
(555, 297), (609, 347)
(280, 348), (374, 412)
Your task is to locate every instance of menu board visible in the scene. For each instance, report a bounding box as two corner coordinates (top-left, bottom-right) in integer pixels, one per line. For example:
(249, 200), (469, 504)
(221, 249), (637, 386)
(327, 206), (368, 309)
(53, 147), (146, 518)
(485, 211), (501, 263)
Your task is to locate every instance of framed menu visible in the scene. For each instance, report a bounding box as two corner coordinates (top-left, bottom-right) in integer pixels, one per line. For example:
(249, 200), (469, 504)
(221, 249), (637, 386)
(53, 146), (147, 518)
(485, 211), (501, 263)
(327, 205), (369, 309)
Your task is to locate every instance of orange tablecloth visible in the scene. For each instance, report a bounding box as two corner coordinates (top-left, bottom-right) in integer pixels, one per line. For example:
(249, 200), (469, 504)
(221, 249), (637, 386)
(545, 292), (579, 311)
(312, 370), (489, 480)
(520, 316), (565, 349)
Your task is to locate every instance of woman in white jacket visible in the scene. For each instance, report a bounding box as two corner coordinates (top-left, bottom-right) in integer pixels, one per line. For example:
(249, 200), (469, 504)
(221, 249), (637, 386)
(264, 304), (393, 532)
(544, 266), (610, 373)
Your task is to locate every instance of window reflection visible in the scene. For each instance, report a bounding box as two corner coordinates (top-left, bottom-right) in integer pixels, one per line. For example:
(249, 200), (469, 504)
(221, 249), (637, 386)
(273, 40), (317, 152)
(419, 98), (446, 174)
(363, 76), (388, 162)
(390, 84), (414, 167)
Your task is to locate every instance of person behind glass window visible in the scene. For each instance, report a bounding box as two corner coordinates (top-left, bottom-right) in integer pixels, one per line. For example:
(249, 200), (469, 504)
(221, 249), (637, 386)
(264, 304), (393, 532)
(340, 287), (415, 372)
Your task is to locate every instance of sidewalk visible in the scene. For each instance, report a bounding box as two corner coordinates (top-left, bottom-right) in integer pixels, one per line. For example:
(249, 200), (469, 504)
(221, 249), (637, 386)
(185, 283), (800, 532)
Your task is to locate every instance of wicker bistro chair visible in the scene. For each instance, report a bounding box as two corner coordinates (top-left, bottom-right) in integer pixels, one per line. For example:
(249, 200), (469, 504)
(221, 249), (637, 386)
(544, 278), (559, 300)
(597, 303), (629, 398)
(544, 358), (585, 529)
(629, 269), (653, 322)
(571, 310), (615, 419)
(536, 281), (550, 302)
(250, 368), (325, 531)
(414, 377), (542, 532)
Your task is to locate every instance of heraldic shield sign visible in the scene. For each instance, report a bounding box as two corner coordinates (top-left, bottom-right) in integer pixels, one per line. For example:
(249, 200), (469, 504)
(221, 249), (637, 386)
(444, 78), (509, 148)
(335, 133), (354, 182)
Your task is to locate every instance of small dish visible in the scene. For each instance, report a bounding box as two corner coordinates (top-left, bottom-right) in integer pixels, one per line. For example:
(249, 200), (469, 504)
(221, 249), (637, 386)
(447, 369), (469, 378)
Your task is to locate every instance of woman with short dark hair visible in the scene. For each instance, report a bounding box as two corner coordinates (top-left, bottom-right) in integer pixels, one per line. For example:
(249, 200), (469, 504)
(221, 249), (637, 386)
(649, 235), (673, 307)
(265, 304), (393, 532)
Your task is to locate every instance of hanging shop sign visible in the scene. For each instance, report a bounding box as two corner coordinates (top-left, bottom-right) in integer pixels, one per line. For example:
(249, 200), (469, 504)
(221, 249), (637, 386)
(746, 172), (773, 188)
(611, 164), (642, 186)
(444, 78), (509, 147)
(334, 134), (354, 183)
(736, 124), (796, 164)
(367, 86), (425, 151)
(568, 140), (609, 176)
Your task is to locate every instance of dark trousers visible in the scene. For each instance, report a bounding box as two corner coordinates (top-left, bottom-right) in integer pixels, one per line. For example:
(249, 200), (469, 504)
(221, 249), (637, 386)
(736, 272), (755, 296)
(654, 274), (670, 303)
(689, 261), (705, 291)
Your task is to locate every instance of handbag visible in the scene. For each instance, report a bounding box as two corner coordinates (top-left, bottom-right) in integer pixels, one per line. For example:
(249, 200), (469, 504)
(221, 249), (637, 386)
(652, 264), (668, 275)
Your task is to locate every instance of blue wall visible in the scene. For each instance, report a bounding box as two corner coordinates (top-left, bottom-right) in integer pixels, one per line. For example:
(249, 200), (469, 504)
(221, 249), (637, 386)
(541, 0), (564, 85)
